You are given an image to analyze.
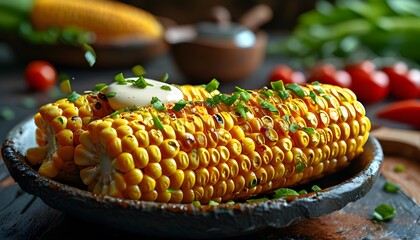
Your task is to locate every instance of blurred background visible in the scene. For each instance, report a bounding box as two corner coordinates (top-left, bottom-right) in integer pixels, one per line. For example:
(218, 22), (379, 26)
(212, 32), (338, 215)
(1, 0), (420, 130)
(124, 0), (318, 31)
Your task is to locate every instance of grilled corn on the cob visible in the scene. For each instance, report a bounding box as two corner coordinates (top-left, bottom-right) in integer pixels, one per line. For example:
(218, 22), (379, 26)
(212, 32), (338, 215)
(72, 82), (370, 204)
(30, 0), (163, 40)
(26, 83), (218, 182)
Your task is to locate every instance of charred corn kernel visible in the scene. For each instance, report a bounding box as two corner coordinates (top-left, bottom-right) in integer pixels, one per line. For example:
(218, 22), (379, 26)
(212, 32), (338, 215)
(72, 82), (370, 204)
(31, 0), (163, 40)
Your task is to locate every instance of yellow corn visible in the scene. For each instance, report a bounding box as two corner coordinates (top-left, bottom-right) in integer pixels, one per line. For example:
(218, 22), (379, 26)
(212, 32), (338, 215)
(73, 82), (371, 204)
(26, 84), (218, 182)
(26, 95), (94, 182)
(30, 0), (163, 40)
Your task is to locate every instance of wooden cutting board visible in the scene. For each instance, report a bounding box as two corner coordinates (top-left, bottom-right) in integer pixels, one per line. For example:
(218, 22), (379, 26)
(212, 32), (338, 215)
(371, 127), (420, 204)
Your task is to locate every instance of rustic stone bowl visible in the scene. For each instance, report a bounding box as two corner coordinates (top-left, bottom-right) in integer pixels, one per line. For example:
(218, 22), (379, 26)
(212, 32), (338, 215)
(2, 117), (383, 239)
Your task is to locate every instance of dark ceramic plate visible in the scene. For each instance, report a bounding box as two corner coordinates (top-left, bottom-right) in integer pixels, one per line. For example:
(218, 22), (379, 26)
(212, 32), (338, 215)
(2, 117), (383, 239)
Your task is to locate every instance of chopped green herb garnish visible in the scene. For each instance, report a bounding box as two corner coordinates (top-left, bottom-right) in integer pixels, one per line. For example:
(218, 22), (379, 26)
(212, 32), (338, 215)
(311, 185), (322, 192)
(312, 82), (326, 94)
(205, 79), (220, 93)
(286, 83), (306, 98)
(60, 79), (72, 94)
(166, 187), (176, 193)
(273, 188), (299, 199)
(105, 91), (116, 98)
(192, 201), (201, 207)
(160, 73), (169, 82)
(309, 90), (319, 104)
(302, 127), (315, 134)
(321, 94), (332, 102)
(372, 204), (396, 221)
(67, 91), (81, 103)
(270, 80), (285, 92)
(298, 189), (308, 195)
(114, 73), (126, 84)
(152, 116), (164, 130)
(208, 200), (219, 206)
(394, 164), (405, 173)
(282, 115), (291, 122)
(133, 76), (153, 88)
(151, 97), (166, 111)
(0, 107), (15, 121)
(259, 99), (278, 112)
(261, 90), (274, 97)
(289, 123), (299, 133)
(296, 159), (306, 173)
(235, 102), (248, 119)
(172, 99), (187, 111)
(271, 80), (290, 100)
(235, 86), (251, 102)
(278, 90), (290, 100)
(93, 83), (108, 94)
(57, 116), (64, 124)
(221, 93), (239, 106)
(131, 65), (146, 77)
(161, 85), (171, 91)
(384, 181), (399, 193)
(226, 200), (235, 205)
(205, 95), (221, 108)
(108, 106), (139, 117)
(82, 43), (96, 67)
(21, 97), (37, 109)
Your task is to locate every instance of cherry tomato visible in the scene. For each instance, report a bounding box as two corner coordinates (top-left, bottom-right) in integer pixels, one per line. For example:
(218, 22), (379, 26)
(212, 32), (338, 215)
(345, 60), (390, 104)
(24, 60), (58, 91)
(268, 65), (306, 85)
(381, 62), (420, 100)
(306, 63), (351, 88)
(376, 99), (420, 129)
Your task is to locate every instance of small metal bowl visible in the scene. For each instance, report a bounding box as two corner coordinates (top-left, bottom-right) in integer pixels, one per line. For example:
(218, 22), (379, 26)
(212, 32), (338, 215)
(2, 117), (383, 239)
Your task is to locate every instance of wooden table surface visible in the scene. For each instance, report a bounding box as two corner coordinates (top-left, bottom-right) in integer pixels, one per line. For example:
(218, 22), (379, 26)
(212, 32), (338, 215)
(1, 34), (420, 239)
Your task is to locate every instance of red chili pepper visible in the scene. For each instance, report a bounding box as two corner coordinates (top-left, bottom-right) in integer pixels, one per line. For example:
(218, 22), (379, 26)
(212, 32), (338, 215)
(376, 99), (420, 129)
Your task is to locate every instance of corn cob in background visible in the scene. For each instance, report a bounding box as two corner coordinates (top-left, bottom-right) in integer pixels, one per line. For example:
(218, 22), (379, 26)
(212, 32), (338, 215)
(73, 82), (371, 204)
(25, 83), (219, 183)
(0, 0), (163, 40)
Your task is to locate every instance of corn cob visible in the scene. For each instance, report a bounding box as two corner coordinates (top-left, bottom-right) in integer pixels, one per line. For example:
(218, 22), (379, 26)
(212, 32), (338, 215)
(30, 0), (163, 40)
(26, 84), (218, 182)
(73, 82), (371, 204)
